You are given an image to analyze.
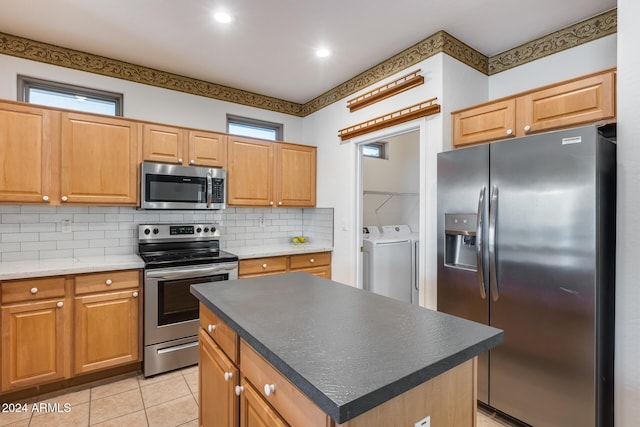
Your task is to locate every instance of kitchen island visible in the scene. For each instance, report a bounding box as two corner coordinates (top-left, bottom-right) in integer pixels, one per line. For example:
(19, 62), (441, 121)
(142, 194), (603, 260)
(191, 272), (503, 426)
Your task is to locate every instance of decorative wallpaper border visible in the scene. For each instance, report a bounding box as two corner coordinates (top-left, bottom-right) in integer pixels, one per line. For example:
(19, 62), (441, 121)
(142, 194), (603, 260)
(488, 8), (617, 75)
(0, 8), (617, 117)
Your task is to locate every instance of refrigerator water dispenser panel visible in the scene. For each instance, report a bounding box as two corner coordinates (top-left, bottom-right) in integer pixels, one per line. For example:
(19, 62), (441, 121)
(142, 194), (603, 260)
(444, 213), (477, 271)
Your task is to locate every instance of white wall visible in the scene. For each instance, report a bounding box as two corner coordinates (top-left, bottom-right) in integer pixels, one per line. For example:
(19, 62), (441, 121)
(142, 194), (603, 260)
(363, 131), (420, 230)
(0, 54), (304, 141)
(615, 1), (640, 425)
(488, 34), (617, 99)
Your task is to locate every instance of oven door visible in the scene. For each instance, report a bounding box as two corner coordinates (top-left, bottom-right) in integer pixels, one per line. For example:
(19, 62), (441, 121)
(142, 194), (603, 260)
(144, 262), (238, 346)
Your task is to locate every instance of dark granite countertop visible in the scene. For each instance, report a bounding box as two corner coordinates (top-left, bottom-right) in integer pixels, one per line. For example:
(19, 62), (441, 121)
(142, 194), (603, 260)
(191, 272), (503, 424)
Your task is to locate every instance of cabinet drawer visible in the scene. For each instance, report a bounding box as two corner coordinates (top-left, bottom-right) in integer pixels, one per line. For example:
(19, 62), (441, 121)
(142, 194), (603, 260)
(240, 340), (327, 427)
(200, 303), (238, 364)
(289, 252), (331, 269)
(1, 277), (66, 304)
(75, 270), (140, 295)
(239, 256), (288, 276)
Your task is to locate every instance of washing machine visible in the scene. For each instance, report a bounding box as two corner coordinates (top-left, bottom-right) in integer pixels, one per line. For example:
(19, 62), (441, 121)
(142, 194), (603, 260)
(362, 225), (418, 305)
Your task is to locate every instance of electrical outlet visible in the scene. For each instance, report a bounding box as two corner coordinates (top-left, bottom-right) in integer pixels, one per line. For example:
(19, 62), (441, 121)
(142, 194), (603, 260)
(415, 415), (430, 427)
(61, 219), (71, 233)
(259, 217), (265, 228)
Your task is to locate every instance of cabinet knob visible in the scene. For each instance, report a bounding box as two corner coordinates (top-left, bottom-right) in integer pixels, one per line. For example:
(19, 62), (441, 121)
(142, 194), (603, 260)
(178, 158), (183, 163)
(61, 196), (68, 202)
(310, 258), (315, 263)
(224, 372), (233, 382)
(235, 385), (244, 396)
(105, 279), (113, 285)
(57, 301), (64, 308)
(190, 159), (195, 164)
(207, 324), (216, 333)
(278, 201), (282, 206)
(42, 196), (49, 201)
(269, 201), (274, 206)
(133, 291), (139, 298)
(262, 263), (267, 269)
(264, 384), (275, 396)
(524, 125), (531, 132)
(30, 287), (38, 294)
(506, 129), (513, 135)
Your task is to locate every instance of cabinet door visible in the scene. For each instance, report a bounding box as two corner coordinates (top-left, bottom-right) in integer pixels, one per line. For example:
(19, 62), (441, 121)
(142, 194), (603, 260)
(60, 112), (139, 204)
(291, 266), (332, 279)
(227, 137), (274, 206)
(74, 289), (140, 374)
(239, 379), (288, 427)
(517, 71), (615, 135)
(0, 102), (59, 203)
(188, 130), (227, 167)
(452, 99), (516, 148)
(1, 299), (70, 391)
(199, 329), (239, 427)
(143, 123), (185, 164)
(275, 143), (316, 207)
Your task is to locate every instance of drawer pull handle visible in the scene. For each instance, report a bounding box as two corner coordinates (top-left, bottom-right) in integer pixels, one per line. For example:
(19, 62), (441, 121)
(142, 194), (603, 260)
(506, 129), (513, 135)
(56, 301), (64, 308)
(178, 158), (183, 163)
(224, 372), (233, 382)
(524, 125), (531, 132)
(105, 279), (113, 285)
(264, 384), (275, 396)
(30, 287), (38, 294)
(310, 258), (315, 263)
(190, 159), (195, 164)
(208, 324), (216, 333)
(61, 196), (68, 202)
(262, 263), (267, 268)
(278, 201), (282, 206)
(269, 201), (274, 206)
(42, 196), (49, 201)
(235, 385), (244, 396)
(133, 291), (139, 298)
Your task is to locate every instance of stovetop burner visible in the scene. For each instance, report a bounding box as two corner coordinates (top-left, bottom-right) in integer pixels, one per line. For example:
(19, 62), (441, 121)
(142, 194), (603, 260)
(138, 223), (238, 269)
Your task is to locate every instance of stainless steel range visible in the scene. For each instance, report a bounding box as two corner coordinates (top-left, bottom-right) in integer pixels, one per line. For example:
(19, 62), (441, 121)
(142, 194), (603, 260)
(138, 223), (238, 377)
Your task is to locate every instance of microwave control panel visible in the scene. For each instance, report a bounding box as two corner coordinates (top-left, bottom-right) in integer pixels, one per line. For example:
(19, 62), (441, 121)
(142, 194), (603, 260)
(211, 178), (225, 203)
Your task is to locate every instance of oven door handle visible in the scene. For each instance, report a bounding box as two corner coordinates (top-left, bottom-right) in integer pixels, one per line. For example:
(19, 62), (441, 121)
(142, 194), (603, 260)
(146, 264), (237, 280)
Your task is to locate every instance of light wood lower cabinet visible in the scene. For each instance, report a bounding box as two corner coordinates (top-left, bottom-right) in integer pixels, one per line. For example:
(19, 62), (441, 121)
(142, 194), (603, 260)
(239, 379), (288, 427)
(239, 252), (332, 279)
(199, 329), (239, 427)
(0, 269), (142, 394)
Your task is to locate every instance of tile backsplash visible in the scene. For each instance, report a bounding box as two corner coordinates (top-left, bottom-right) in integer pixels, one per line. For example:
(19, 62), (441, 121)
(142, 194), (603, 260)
(0, 205), (334, 262)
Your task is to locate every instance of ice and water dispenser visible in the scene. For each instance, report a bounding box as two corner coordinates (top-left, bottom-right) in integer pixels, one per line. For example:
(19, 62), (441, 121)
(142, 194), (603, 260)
(444, 213), (477, 271)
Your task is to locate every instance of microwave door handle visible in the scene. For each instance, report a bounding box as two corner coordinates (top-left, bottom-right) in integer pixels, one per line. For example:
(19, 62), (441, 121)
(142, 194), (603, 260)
(206, 173), (212, 208)
(146, 264), (236, 280)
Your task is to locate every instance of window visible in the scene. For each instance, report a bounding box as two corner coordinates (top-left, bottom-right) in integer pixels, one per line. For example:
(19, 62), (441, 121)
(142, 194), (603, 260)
(362, 141), (388, 159)
(18, 76), (123, 116)
(227, 114), (283, 141)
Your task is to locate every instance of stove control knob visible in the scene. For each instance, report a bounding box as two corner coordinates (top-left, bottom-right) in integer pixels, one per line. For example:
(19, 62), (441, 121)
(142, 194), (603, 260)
(210, 226), (216, 233)
(153, 228), (159, 235)
(196, 227), (202, 233)
(204, 227), (210, 233)
(144, 228), (151, 235)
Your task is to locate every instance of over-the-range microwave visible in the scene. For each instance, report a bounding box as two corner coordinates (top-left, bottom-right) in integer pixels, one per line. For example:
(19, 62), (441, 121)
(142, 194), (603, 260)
(140, 161), (226, 210)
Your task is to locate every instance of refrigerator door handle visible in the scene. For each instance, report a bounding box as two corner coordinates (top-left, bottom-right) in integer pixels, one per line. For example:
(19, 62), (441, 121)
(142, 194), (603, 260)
(488, 185), (499, 301)
(476, 186), (487, 299)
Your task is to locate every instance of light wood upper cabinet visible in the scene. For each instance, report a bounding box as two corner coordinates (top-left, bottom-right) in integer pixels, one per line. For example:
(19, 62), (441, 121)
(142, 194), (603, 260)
(142, 124), (227, 168)
(1, 277), (71, 392)
(60, 112), (140, 204)
(227, 137), (317, 208)
(451, 68), (616, 148)
(452, 99), (516, 147)
(227, 137), (274, 206)
(0, 101), (59, 204)
(275, 143), (316, 207)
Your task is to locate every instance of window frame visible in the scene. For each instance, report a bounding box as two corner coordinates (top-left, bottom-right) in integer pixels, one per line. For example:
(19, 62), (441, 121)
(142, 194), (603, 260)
(17, 75), (123, 116)
(226, 114), (283, 141)
(362, 141), (388, 159)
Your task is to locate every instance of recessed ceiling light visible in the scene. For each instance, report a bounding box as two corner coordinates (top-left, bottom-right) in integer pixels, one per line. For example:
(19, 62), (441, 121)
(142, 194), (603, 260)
(213, 12), (232, 24)
(316, 48), (331, 58)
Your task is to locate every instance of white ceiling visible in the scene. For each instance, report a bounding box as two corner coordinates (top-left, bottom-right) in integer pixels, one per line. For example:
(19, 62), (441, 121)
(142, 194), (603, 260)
(0, 0), (616, 104)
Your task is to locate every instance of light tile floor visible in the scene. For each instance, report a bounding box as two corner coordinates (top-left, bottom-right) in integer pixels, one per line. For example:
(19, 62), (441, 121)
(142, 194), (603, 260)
(0, 366), (199, 427)
(1, 366), (519, 427)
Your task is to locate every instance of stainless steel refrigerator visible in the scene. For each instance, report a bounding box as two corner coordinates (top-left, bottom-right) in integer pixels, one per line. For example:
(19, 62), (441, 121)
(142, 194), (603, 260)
(437, 125), (615, 427)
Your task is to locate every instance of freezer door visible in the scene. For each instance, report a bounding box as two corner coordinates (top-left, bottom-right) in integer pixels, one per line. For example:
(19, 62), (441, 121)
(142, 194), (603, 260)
(488, 127), (606, 426)
(437, 143), (490, 403)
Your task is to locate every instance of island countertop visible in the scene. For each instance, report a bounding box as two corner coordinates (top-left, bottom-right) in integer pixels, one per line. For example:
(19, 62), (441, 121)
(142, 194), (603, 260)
(191, 272), (503, 424)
